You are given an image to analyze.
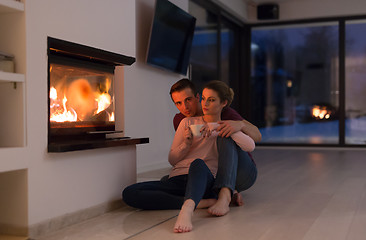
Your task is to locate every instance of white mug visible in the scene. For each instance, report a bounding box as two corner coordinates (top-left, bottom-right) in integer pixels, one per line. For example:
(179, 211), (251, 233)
(189, 124), (203, 137)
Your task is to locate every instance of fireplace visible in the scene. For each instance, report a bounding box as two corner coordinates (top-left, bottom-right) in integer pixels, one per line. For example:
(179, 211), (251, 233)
(47, 37), (148, 152)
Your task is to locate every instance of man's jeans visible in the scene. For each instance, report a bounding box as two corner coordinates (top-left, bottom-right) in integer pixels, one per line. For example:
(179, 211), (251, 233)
(213, 137), (257, 194)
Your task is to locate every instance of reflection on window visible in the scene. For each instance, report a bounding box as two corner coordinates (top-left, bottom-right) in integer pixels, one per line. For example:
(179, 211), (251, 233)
(345, 21), (366, 145)
(251, 23), (339, 144)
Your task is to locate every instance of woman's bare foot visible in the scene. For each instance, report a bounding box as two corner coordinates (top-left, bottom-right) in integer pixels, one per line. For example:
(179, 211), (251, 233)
(231, 190), (244, 206)
(174, 199), (195, 233)
(208, 187), (231, 216)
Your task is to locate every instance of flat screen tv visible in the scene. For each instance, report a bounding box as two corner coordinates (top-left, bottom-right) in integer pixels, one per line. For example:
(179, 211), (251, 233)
(146, 0), (196, 75)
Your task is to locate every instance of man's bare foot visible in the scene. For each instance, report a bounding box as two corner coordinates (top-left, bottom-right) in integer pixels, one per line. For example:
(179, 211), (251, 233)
(208, 187), (231, 216)
(231, 190), (244, 206)
(174, 199), (195, 233)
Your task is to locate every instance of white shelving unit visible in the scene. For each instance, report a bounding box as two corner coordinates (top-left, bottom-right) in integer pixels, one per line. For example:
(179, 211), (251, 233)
(0, 0), (26, 150)
(0, 71), (25, 83)
(0, 1), (28, 238)
(0, 0), (24, 13)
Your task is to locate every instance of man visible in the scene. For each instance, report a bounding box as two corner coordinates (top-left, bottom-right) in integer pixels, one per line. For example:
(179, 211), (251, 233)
(169, 78), (261, 209)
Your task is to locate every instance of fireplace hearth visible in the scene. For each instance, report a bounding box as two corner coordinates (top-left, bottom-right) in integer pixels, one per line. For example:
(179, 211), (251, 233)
(47, 37), (148, 152)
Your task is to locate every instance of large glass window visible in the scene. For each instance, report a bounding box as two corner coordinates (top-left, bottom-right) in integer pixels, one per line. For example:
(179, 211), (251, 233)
(251, 23), (339, 144)
(189, 1), (219, 91)
(189, 0), (242, 110)
(345, 20), (366, 145)
(220, 20), (241, 109)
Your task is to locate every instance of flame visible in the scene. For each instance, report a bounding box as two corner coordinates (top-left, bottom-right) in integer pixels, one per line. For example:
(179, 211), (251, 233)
(312, 105), (331, 120)
(50, 87), (57, 100)
(95, 93), (111, 115)
(94, 77), (113, 118)
(50, 94), (77, 122)
(50, 86), (77, 122)
(50, 79), (115, 123)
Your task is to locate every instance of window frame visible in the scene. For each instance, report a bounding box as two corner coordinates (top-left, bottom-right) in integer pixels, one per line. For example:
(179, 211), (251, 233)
(246, 15), (366, 148)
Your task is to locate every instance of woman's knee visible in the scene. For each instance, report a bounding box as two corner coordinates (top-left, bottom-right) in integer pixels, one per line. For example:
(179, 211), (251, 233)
(190, 158), (206, 169)
(217, 136), (236, 149)
(188, 159), (213, 179)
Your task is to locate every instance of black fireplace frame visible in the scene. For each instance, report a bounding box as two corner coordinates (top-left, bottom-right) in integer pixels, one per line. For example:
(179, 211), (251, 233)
(47, 37), (140, 152)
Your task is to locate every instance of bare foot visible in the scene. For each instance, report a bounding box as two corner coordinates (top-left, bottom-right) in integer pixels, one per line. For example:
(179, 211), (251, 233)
(231, 190), (244, 206)
(174, 199), (195, 233)
(197, 198), (217, 209)
(208, 188), (231, 216)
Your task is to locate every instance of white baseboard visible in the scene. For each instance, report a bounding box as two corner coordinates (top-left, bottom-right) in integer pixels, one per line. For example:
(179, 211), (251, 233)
(28, 200), (125, 239)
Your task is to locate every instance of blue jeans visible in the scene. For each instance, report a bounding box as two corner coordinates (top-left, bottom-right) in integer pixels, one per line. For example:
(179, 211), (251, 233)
(214, 137), (257, 194)
(122, 159), (217, 210)
(122, 137), (257, 210)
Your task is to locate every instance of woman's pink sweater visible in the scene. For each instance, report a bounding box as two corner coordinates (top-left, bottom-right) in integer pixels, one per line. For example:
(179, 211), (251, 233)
(168, 117), (255, 178)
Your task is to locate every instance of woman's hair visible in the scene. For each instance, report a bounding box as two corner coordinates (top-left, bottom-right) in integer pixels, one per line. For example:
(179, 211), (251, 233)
(203, 80), (234, 107)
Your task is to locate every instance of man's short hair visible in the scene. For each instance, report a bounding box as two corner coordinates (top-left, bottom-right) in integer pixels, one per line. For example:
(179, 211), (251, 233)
(169, 78), (197, 97)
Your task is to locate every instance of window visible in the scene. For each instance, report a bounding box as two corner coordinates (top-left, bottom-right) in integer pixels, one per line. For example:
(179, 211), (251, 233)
(189, 1), (219, 90)
(189, 0), (242, 109)
(345, 20), (366, 145)
(251, 23), (339, 144)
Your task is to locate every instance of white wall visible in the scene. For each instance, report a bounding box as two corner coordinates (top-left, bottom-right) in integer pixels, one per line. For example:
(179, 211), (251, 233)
(248, 0), (366, 22)
(280, 0), (366, 20)
(126, 0), (189, 173)
(25, 0), (138, 226)
(24, 0), (189, 227)
(214, 0), (248, 21)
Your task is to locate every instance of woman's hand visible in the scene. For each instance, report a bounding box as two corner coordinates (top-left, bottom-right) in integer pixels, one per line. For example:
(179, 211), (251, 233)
(201, 124), (218, 138)
(184, 127), (193, 146)
(200, 124), (209, 138)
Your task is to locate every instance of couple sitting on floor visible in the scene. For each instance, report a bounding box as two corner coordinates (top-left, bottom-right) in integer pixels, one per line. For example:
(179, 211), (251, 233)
(122, 79), (261, 233)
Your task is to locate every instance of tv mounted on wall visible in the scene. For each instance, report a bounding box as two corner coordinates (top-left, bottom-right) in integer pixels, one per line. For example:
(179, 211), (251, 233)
(146, 0), (196, 75)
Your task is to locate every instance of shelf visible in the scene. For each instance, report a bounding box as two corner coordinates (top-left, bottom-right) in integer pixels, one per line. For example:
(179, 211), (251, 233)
(0, 234), (28, 240)
(48, 137), (149, 152)
(0, 147), (27, 173)
(0, 0), (24, 13)
(0, 71), (25, 83)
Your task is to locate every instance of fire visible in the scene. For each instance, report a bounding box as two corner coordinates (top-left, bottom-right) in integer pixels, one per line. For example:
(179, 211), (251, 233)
(50, 86), (57, 100)
(50, 90), (78, 122)
(312, 105), (331, 120)
(94, 77), (114, 121)
(50, 81), (115, 122)
(95, 93), (111, 115)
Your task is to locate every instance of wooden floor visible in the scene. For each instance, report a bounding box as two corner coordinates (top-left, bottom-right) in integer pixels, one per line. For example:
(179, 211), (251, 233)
(36, 148), (366, 240)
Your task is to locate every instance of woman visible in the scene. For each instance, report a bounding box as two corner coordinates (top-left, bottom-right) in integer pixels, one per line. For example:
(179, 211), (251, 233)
(170, 80), (256, 232)
(122, 80), (257, 233)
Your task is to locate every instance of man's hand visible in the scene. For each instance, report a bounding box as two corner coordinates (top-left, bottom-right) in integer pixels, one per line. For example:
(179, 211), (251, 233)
(217, 120), (244, 138)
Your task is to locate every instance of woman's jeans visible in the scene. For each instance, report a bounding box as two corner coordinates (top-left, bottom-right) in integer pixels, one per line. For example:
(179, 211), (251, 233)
(122, 137), (257, 210)
(122, 159), (216, 210)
